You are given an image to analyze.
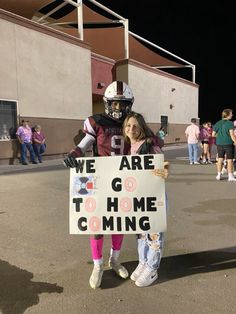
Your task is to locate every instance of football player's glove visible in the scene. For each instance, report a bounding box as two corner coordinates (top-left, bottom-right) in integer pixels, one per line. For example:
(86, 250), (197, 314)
(63, 155), (77, 168)
(63, 147), (83, 168)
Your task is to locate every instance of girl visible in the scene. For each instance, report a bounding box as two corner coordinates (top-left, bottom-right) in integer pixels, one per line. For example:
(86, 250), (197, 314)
(207, 121), (215, 162)
(123, 112), (169, 287)
(199, 122), (212, 164)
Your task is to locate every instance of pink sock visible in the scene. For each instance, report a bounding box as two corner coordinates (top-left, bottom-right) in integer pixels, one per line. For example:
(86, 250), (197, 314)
(90, 236), (104, 260)
(111, 234), (124, 251)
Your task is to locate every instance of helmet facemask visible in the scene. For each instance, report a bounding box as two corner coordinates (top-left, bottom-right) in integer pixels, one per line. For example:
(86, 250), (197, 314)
(105, 100), (133, 120)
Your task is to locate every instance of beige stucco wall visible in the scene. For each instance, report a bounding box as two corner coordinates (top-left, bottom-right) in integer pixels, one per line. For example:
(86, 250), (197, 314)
(0, 17), (92, 120)
(116, 61), (199, 124)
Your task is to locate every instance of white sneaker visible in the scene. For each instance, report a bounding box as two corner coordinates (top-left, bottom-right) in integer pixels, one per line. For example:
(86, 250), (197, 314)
(135, 267), (158, 287)
(130, 263), (146, 281)
(89, 265), (103, 289)
(194, 161), (200, 165)
(228, 177), (236, 182)
(189, 162), (193, 165)
(216, 175), (221, 181)
(108, 258), (129, 279)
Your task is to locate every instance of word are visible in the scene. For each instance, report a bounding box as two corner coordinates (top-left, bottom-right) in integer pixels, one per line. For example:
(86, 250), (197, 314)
(119, 155), (155, 170)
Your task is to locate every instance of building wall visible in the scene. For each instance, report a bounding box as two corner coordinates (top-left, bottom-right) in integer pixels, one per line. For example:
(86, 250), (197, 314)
(91, 53), (115, 96)
(0, 10), (92, 163)
(116, 59), (199, 143)
(91, 53), (115, 115)
(0, 17), (92, 119)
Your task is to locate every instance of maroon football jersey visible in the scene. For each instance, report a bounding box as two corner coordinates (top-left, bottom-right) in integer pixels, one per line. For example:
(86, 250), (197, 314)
(84, 114), (126, 156)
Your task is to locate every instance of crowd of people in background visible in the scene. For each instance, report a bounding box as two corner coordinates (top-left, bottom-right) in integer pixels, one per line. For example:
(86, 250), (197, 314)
(15, 109), (236, 180)
(185, 109), (236, 182)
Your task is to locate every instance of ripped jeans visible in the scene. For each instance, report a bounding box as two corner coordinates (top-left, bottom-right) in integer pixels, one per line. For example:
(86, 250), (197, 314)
(137, 232), (164, 271)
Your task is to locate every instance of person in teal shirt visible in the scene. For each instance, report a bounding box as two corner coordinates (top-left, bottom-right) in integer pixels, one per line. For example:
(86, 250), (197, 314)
(212, 108), (236, 181)
(157, 126), (166, 142)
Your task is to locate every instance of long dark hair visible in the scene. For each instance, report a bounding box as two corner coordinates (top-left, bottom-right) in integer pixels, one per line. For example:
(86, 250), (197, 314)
(122, 111), (154, 143)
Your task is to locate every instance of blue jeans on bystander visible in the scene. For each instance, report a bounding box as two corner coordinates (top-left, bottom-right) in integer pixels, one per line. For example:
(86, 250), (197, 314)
(188, 143), (199, 163)
(33, 143), (46, 162)
(20, 142), (37, 164)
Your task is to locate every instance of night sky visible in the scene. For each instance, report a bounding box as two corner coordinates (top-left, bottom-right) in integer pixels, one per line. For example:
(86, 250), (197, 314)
(97, 0), (236, 124)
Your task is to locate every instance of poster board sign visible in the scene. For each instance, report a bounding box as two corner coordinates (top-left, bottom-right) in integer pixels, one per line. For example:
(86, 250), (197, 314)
(69, 154), (166, 234)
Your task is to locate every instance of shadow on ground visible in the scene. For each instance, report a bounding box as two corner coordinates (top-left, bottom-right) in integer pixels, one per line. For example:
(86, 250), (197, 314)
(0, 259), (63, 314)
(101, 269), (129, 289)
(158, 246), (236, 283)
(101, 246), (236, 288)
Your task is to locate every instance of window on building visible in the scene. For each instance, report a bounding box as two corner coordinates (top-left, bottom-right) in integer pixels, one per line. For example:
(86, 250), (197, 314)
(0, 100), (17, 140)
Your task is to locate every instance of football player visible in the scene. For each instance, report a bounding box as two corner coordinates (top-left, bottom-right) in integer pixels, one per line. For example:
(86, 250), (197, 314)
(64, 81), (134, 289)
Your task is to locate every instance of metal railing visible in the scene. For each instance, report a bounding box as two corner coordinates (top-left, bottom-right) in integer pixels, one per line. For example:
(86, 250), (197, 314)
(36, 0), (195, 82)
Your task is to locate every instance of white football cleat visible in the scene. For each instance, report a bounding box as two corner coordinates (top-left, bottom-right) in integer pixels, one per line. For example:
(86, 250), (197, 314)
(89, 265), (103, 289)
(108, 258), (129, 279)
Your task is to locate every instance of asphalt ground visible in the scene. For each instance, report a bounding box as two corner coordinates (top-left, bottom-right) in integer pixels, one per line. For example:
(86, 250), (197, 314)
(0, 144), (236, 314)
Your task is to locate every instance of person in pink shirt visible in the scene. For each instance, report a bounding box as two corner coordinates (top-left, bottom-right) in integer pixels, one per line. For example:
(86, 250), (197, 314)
(185, 118), (200, 165)
(32, 125), (46, 163)
(122, 112), (168, 287)
(16, 120), (37, 165)
(199, 122), (212, 164)
(207, 121), (216, 161)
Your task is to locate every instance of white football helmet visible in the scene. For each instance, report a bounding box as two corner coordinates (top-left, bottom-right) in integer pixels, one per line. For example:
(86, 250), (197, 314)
(103, 81), (134, 120)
